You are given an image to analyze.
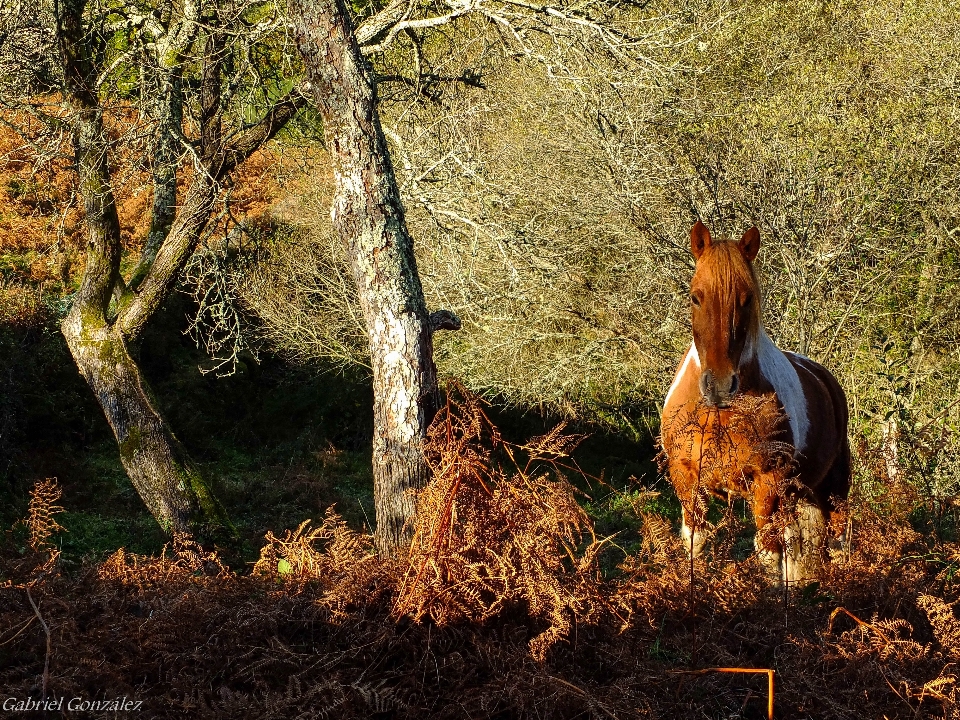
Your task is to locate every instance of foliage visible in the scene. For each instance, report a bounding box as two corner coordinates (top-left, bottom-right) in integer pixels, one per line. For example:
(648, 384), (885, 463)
(237, 152), (370, 369)
(24, 478), (64, 553)
(254, 510), (386, 615)
(5, 0), (960, 712)
(662, 392), (796, 552)
(244, 0), (960, 495)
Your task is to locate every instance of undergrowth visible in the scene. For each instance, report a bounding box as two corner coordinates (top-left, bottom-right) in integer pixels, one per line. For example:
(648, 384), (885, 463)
(4, 391), (960, 718)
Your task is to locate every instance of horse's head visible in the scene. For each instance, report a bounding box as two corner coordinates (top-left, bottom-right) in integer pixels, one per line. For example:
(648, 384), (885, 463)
(688, 220), (762, 407)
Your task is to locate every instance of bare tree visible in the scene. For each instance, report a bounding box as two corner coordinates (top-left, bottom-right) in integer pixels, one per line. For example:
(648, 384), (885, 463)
(289, 0), (462, 554)
(2, 0), (304, 537)
(284, 0), (655, 552)
(254, 1), (960, 509)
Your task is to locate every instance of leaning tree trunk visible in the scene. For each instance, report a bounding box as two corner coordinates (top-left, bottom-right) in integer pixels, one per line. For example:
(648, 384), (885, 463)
(52, 0), (303, 538)
(59, 155), (231, 536)
(61, 319), (231, 534)
(60, 127), (231, 537)
(291, 0), (460, 555)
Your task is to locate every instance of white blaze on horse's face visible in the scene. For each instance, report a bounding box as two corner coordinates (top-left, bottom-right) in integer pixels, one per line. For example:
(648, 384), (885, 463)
(688, 221), (761, 408)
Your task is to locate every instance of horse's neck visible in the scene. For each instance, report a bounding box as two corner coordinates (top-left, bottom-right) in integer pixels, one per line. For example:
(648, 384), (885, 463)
(744, 329), (810, 451)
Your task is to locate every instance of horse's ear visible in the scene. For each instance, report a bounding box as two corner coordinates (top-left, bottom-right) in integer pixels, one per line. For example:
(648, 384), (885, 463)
(739, 226), (760, 262)
(690, 220), (712, 259)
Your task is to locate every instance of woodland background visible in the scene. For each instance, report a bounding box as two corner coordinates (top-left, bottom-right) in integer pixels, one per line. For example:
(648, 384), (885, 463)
(2, 0), (960, 717)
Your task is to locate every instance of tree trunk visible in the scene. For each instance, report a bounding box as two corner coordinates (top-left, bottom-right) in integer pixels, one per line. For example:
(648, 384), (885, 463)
(290, 0), (459, 555)
(60, 318), (232, 535)
(56, 0), (231, 538)
(59, 103), (231, 538)
(52, 0), (307, 538)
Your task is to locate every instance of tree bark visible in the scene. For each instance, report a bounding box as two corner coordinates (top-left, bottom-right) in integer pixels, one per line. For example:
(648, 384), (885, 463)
(61, 319), (232, 534)
(290, 0), (459, 555)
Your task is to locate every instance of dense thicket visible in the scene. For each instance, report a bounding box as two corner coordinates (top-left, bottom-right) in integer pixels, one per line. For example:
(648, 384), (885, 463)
(247, 0), (960, 495)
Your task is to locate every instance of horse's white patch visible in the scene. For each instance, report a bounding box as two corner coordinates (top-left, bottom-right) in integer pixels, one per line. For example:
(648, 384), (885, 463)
(754, 331), (809, 451)
(680, 508), (706, 558)
(664, 342), (700, 411)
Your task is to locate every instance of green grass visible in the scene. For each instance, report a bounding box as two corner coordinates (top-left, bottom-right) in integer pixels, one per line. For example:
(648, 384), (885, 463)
(54, 511), (165, 563)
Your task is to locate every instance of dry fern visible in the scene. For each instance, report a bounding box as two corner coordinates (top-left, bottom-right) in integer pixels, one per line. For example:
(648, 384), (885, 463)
(660, 393), (796, 547)
(6, 478), (68, 580)
(5, 395), (960, 717)
(920, 594), (960, 661)
(26, 478), (64, 553)
(254, 508), (383, 615)
(395, 383), (609, 660)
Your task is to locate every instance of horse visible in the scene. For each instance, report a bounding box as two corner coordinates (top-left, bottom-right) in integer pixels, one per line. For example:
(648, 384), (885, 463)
(660, 221), (851, 584)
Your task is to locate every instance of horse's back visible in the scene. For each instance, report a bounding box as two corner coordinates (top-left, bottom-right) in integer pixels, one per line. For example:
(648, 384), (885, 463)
(784, 351), (849, 439)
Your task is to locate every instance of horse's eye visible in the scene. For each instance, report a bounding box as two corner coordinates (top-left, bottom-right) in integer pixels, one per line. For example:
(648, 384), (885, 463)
(740, 292), (753, 308)
(691, 294), (701, 307)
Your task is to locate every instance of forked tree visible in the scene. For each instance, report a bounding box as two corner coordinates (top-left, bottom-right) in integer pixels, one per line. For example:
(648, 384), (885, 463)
(2, 0), (304, 538)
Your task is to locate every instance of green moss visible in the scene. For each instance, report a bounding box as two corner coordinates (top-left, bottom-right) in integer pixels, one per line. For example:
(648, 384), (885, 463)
(95, 334), (124, 364)
(118, 426), (142, 464)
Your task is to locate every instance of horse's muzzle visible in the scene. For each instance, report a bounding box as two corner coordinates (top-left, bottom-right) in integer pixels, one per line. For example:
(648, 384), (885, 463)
(699, 369), (739, 407)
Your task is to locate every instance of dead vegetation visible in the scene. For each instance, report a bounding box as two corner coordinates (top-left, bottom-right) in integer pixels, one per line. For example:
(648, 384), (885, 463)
(0, 110), (281, 334)
(396, 383), (606, 660)
(2, 393), (960, 719)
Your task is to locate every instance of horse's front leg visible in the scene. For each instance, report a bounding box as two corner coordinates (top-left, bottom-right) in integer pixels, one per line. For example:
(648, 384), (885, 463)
(672, 459), (707, 558)
(783, 498), (827, 585)
(680, 506), (706, 558)
(751, 472), (783, 584)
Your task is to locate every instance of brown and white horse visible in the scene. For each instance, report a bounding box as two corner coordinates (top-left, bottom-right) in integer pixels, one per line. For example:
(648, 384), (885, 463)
(661, 221), (851, 584)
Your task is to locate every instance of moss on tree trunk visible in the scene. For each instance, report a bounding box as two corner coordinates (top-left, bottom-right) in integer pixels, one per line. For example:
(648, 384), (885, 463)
(61, 314), (233, 538)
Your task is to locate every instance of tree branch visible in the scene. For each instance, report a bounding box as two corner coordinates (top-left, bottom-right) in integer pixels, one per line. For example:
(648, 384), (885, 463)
(128, 73), (184, 292)
(355, 0), (410, 46)
(117, 171), (217, 339)
(361, 0), (477, 55)
(118, 89), (305, 339)
(58, 0), (123, 325)
(220, 89), (308, 175)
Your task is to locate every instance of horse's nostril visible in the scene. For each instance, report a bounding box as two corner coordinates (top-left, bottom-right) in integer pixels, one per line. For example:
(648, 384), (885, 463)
(699, 370), (722, 406)
(699, 370), (714, 398)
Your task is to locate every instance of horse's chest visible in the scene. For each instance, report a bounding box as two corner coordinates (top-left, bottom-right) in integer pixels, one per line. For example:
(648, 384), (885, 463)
(662, 395), (793, 500)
